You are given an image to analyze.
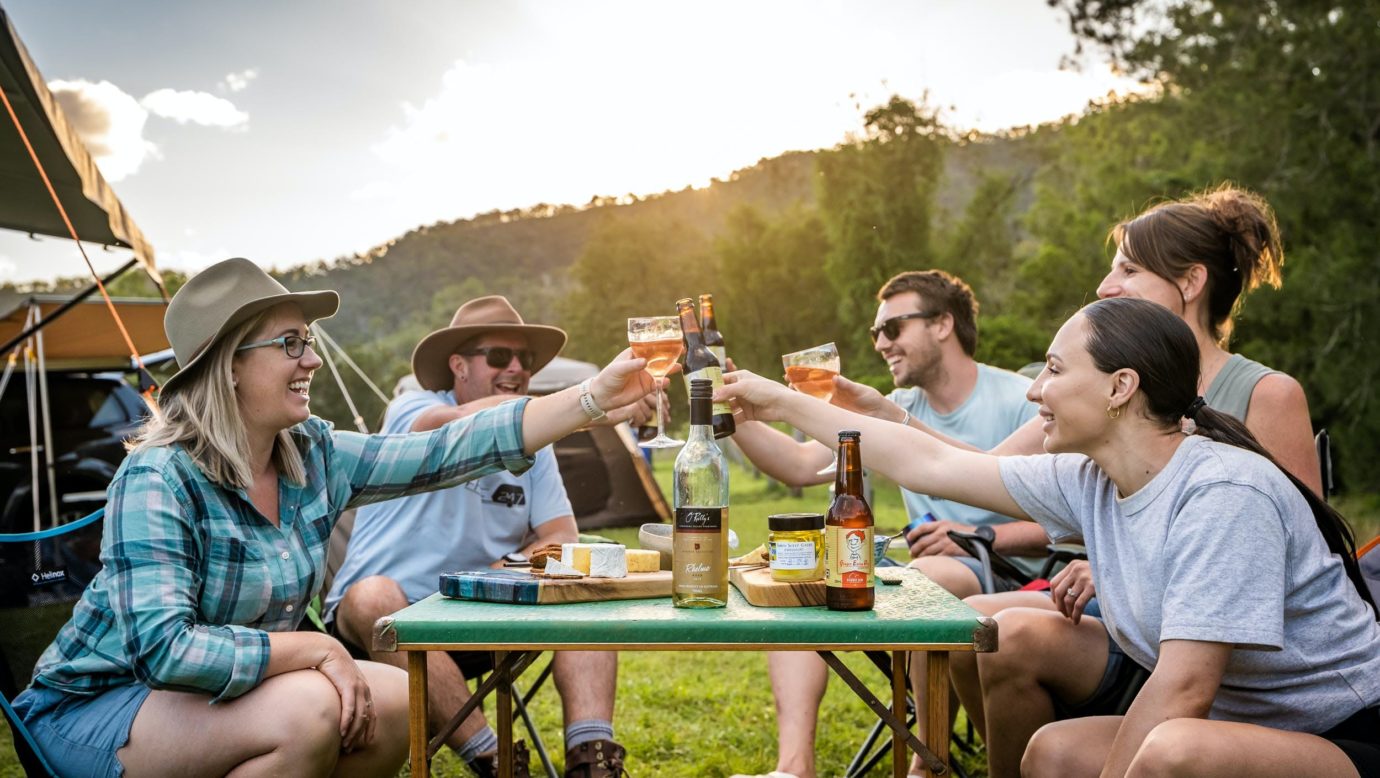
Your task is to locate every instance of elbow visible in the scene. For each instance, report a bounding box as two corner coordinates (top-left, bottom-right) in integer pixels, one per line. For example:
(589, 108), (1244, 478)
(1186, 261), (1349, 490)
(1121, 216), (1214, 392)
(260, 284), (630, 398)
(1151, 670), (1219, 718)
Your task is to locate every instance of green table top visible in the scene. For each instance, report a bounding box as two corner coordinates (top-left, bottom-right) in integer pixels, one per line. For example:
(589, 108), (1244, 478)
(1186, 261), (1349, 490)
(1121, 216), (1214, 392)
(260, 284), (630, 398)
(375, 571), (995, 652)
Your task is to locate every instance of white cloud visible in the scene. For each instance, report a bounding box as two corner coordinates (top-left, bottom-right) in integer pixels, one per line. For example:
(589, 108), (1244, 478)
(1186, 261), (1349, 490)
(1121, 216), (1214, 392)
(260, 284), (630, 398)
(221, 68), (258, 93)
(48, 79), (158, 182)
(142, 89), (248, 129)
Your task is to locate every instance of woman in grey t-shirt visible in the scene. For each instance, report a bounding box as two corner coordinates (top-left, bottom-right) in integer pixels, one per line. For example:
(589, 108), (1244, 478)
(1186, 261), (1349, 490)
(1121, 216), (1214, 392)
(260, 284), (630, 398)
(721, 297), (1380, 778)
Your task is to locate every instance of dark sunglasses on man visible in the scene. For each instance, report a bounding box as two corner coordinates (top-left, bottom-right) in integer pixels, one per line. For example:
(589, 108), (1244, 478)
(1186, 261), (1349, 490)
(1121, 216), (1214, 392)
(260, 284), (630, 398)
(868, 311), (939, 343)
(459, 346), (536, 371)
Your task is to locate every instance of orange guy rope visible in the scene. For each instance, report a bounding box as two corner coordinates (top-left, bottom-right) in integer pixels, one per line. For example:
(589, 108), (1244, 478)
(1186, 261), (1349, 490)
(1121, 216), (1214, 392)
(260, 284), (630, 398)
(0, 82), (160, 408)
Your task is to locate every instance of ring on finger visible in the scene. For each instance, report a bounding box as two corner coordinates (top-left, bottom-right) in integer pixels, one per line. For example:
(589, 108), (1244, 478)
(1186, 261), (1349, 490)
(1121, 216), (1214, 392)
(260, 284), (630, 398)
(1066, 589), (1079, 598)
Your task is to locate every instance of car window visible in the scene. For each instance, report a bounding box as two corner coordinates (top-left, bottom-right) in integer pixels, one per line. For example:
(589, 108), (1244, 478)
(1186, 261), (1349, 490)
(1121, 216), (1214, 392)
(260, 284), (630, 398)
(0, 378), (133, 438)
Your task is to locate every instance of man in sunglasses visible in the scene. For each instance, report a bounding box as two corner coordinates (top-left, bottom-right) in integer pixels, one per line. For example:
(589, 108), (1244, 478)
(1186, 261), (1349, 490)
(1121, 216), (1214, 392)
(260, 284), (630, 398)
(729, 270), (1044, 778)
(327, 296), (641, 778)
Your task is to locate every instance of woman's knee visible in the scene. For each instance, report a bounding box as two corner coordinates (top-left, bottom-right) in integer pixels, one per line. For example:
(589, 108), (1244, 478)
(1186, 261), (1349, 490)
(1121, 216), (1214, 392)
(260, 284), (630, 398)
(1126, 719), (1212, 778)
(258, 670), (343, 751)
(1022, 720), (1084, 777)
(979, 609), (1060, 676)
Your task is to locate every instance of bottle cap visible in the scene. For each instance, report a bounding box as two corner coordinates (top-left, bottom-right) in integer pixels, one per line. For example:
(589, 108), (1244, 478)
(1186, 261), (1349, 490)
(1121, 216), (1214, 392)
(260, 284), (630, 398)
(838, 430), (860, 440)
(769, 513), (824, 531)
(689, 378), (713, 399)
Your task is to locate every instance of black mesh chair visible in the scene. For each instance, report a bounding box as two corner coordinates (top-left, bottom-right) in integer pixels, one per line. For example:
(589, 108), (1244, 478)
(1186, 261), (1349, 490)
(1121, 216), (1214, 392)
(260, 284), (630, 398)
(1, 506), (105, 778)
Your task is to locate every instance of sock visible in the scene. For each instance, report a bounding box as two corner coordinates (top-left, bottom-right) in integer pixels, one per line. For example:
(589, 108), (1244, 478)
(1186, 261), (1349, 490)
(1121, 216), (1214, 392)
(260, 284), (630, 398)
(565, 719), (615, 750)
(458, 727), (499, 763)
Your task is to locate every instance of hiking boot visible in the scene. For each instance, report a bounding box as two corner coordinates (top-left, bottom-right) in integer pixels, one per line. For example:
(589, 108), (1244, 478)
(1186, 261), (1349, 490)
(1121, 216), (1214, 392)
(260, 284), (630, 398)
(466, 740), (532, 778)
(564, 738), (628, 777)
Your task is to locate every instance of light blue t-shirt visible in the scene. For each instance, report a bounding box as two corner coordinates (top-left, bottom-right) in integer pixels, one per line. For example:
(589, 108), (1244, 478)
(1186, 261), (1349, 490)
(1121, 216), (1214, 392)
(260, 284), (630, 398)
(888, 363), (1037, 528)
(324, 390), (573, 616)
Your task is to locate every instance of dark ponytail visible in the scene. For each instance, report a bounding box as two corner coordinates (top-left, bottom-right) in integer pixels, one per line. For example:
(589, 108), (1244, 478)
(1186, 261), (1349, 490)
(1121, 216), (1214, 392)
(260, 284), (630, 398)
(1084, 297), (1375, 614)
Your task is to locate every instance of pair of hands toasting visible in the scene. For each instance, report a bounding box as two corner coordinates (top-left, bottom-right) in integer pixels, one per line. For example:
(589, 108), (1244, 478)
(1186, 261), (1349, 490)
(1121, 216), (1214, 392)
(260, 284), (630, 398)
(716, 365), (1002, 560)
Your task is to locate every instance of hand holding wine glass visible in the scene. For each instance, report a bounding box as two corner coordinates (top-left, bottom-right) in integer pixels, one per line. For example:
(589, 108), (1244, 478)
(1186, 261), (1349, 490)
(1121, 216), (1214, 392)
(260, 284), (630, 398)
(783, 342), (841, 474)
(628, 316), (685, 448)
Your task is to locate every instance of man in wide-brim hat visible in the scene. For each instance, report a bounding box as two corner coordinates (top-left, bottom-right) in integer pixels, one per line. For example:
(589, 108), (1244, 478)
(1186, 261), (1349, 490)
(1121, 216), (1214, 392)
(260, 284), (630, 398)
(327, 296), (641, 778)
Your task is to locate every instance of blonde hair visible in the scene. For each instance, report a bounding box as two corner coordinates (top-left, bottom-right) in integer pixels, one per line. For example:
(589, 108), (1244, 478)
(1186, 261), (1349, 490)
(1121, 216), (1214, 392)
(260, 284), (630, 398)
(129, 310), (306, 489)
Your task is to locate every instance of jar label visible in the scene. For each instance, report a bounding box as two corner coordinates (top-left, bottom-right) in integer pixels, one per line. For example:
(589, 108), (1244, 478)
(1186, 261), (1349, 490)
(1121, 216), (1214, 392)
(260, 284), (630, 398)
(824, 525), (873, 588)
(770, 540), (818, 570)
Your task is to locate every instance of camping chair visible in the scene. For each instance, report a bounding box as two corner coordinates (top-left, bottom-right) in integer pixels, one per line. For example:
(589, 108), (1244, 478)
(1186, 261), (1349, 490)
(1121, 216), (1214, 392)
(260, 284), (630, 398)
(1, 506), (105, 778)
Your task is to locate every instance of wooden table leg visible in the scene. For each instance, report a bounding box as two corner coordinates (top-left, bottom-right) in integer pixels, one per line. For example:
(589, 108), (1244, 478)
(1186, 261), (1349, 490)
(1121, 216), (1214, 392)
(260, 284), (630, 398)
(892, 650), (907, 778)
(496, 651), (512, 778)
(925, 651), (951, 778)
(409, 651), (429, 778)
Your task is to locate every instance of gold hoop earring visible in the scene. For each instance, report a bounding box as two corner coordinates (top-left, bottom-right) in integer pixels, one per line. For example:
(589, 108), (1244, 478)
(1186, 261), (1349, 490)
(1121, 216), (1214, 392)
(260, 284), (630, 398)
(1106, 403), (1122, 420)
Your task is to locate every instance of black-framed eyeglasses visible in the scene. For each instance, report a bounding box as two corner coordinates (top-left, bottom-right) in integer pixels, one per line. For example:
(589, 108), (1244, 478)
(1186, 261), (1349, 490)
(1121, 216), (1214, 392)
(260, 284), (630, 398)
(868, 311), (940, 343)
(236, 334), (317, 359)
(459, 346), (536, 371)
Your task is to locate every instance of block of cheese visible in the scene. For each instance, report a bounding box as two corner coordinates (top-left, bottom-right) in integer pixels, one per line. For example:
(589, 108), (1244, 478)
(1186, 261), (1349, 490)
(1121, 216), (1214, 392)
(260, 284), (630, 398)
(561, 543), (627, 578)
(541, 557), (586, 578)
(625, 548), (660, 573)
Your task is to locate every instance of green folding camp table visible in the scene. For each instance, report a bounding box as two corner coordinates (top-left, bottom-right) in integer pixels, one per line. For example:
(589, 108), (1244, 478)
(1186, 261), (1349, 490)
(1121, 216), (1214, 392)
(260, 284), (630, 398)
(374, 570), (996, 778)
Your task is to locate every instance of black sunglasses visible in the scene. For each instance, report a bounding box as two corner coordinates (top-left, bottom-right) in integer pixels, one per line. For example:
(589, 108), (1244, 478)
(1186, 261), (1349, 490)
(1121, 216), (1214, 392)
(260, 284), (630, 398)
(459, 346), (536, 371)
(868, 311), (939, 343)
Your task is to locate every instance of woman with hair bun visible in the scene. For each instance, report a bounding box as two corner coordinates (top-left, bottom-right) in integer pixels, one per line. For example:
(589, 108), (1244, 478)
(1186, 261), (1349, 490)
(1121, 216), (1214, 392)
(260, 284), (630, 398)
(800, 185), (1332, 776)
(719, 297), (1380, 778)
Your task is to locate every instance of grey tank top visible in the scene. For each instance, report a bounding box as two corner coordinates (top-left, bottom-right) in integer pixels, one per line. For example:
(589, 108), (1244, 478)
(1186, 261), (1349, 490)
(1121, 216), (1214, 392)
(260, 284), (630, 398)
(1204, 354), (1278, 421)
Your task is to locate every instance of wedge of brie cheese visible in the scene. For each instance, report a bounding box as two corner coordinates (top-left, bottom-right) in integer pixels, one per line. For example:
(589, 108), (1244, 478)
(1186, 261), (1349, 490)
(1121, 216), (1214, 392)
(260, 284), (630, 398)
(561, 542), (628, 578)
(542, 557), (585, 578)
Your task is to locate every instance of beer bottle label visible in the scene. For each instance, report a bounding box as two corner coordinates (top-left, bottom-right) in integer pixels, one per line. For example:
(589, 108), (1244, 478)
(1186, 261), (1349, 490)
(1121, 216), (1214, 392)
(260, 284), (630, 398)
(685, 365), (732, 418)
(824, 525), (873, 588)
(708, 345), (726, 365)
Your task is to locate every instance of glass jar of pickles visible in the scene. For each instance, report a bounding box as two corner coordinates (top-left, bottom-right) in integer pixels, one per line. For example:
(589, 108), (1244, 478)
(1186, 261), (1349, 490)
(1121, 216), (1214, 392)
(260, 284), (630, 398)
(768, 513), (824, 582)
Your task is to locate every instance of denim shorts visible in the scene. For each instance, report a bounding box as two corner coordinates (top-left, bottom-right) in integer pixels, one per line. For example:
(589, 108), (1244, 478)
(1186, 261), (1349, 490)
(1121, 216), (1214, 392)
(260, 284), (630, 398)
(11, 683), (151, 778)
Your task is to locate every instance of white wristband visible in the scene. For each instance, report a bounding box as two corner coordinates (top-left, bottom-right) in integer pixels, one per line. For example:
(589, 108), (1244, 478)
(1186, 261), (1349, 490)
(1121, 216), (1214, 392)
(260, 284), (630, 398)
(898, 408), (911, 427)
(578, 379), (607, 422)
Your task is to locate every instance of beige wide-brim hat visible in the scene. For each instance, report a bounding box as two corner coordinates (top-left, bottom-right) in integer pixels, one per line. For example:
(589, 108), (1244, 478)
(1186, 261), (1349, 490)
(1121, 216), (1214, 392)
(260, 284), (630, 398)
(411, 295), (567, 391)
(160, 257), (339, 396)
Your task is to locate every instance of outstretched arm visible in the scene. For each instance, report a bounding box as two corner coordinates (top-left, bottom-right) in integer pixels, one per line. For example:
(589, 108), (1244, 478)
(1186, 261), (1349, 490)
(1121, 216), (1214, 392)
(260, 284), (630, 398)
(718, 370), (1028, 520)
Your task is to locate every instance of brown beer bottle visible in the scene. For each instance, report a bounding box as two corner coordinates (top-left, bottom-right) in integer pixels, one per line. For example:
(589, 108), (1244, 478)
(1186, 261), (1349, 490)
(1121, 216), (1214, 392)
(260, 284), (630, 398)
(824, 430), (874, 610)
(699, 293), (726, 366)
(675, 298), (736, 439)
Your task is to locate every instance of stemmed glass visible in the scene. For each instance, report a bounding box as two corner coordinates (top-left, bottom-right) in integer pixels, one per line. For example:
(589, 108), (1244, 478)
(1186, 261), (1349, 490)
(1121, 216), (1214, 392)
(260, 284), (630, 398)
(628, 316), (685, 449)
(782, 342), (841, 475)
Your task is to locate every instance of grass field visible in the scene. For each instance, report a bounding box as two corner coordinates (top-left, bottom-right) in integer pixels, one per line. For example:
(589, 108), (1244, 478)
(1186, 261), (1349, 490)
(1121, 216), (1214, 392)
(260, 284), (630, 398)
(4, 450), (1378, 778)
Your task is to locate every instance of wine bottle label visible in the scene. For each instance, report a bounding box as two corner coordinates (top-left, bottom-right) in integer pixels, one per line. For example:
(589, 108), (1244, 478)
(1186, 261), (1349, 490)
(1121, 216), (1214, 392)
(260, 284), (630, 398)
(824, 525), (873, 588)
(674, 507), (727, 595)
(675, 506), (723, 531)
(770, 540), (817, 570)
(708, 345), (726, 365)
(685, 365), (732, 417)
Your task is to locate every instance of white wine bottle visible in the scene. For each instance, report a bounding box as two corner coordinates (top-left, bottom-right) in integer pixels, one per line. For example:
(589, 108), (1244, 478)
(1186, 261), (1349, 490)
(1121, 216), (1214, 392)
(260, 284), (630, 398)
(672, 378), (729, 607)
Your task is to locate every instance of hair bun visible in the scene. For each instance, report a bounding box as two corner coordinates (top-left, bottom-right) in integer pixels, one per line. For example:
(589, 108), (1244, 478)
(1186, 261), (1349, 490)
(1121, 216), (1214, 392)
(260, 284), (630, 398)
(1200, 186), (1283, 292)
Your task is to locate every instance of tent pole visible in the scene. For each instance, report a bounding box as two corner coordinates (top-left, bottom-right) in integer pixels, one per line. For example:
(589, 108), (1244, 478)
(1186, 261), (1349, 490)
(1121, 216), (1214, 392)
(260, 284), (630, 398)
(0, 257), (140, 357)
(32, 304), (59, 525)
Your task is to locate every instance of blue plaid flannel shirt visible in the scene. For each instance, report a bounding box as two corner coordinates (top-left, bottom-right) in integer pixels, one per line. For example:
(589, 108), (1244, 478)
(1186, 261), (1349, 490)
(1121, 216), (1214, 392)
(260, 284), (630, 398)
(30, 398), (533, 701)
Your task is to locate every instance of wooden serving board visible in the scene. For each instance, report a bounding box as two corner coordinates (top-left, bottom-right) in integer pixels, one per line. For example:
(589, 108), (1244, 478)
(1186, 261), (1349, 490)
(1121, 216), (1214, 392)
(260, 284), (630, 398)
(440, 569), (672, 605)
(729, 566), (826, 607)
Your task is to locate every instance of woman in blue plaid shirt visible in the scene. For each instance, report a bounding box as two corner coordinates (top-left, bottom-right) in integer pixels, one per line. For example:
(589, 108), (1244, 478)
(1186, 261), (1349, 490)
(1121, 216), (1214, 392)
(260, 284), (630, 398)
(11, 258), (658, 778)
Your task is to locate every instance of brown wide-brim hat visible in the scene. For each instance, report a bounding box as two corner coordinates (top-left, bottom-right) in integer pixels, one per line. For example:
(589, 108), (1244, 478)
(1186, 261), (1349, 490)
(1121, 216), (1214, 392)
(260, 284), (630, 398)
(411, 295), (567, 391)
(160, 257), (340, 396)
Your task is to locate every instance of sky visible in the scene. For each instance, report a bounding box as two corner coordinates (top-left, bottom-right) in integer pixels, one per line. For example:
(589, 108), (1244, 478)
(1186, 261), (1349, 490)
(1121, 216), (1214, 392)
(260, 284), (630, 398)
(0, 0), (1137, 285)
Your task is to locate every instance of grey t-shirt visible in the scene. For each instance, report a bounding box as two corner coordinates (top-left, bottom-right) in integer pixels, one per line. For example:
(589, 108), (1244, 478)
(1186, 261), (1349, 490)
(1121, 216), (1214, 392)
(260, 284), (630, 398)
(1000, 435), (1380, 731)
